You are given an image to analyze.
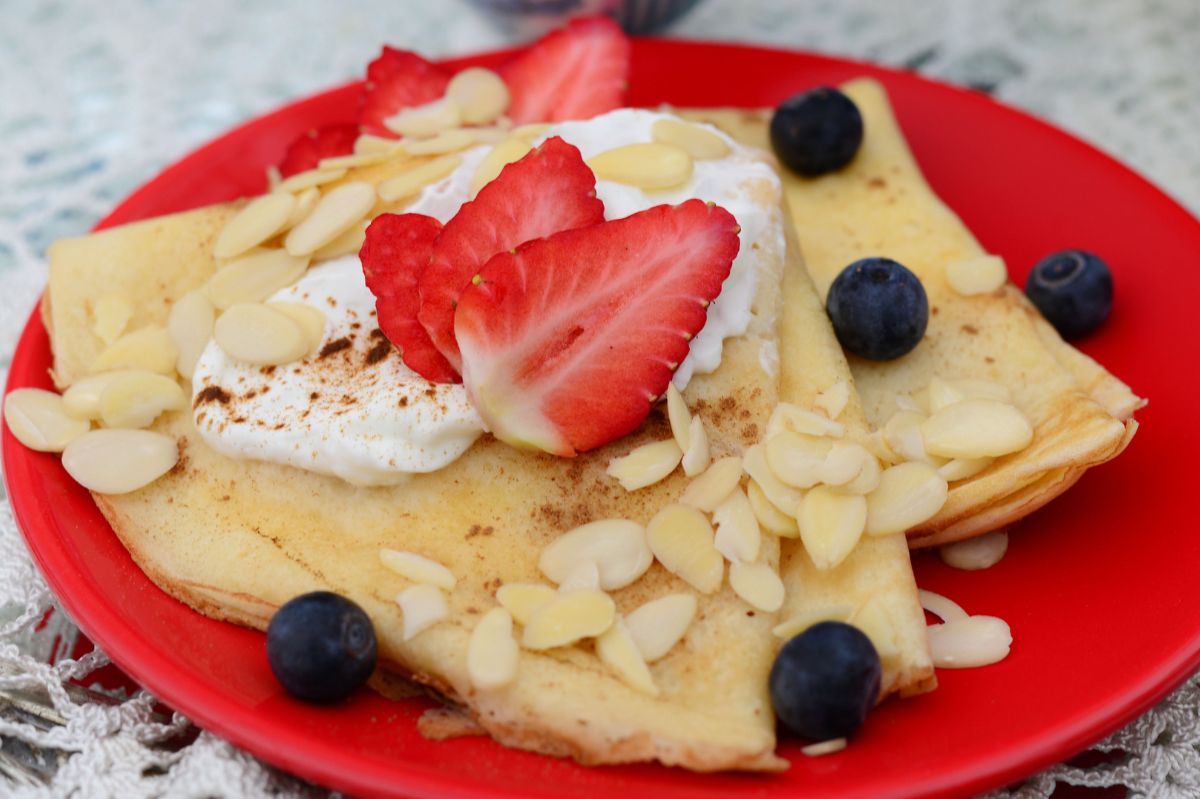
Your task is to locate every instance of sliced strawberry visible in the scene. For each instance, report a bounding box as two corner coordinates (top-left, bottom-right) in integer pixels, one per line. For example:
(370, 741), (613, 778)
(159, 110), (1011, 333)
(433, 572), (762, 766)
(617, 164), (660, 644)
(359, 47), (451, 138)
(502, 16), (631, 125)
(417, 136), (605, 371)
(278, 123), (359, 178)
(360, 213), (460, 384)
(455, 200), (741, 456)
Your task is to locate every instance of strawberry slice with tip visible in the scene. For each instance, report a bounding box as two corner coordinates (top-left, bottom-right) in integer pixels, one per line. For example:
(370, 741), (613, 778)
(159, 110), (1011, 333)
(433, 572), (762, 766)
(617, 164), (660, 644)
(417, 136), (605, 371)
(359, 47), (451, 138)
(278, 123), (359, 178)
(502, 16), (631, 125)
(360, 213), (460, 384)
(455, 199), (741, 456)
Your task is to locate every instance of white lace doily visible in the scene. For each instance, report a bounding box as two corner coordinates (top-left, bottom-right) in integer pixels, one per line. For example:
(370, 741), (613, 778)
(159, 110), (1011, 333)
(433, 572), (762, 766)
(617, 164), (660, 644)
(1, 1), (1197, 796)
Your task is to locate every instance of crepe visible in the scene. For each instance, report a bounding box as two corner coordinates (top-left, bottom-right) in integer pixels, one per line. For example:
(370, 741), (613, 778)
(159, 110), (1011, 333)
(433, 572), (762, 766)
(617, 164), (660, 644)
(44, 122), (936, 771)
(686, 79), (1142, 548)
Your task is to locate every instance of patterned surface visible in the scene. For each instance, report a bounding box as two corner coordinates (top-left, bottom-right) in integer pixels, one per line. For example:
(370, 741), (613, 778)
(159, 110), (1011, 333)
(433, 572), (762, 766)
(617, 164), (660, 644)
(1, 0), (1197, 795)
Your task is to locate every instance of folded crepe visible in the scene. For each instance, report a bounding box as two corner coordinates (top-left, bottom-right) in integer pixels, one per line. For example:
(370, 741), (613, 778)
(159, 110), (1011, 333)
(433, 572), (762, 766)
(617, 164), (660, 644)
(43, 117), (935, 772)
(686, 78), (1141, 549)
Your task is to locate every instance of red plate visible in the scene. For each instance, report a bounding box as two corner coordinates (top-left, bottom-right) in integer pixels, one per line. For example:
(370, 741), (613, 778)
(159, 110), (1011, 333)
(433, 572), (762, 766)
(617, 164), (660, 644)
(4, 39), (1200, 799)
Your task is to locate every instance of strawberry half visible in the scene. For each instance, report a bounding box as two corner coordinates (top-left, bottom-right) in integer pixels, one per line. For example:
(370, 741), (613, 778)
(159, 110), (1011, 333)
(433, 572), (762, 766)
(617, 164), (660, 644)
(502, 16), (631, 125)
(417, 136), (605, 371)
(278, 123), (359, 178)
(359, 47), (451, 138)
(455, 200), (741, 456)
(360, 213), (461, 384)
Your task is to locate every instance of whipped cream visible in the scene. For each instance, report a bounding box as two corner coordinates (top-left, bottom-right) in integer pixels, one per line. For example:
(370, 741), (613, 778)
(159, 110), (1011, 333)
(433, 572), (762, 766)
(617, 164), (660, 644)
(192, 109), (783, 484)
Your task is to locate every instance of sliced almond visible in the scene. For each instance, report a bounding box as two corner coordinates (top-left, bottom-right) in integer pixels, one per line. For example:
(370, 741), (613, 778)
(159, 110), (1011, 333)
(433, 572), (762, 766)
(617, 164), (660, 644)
(521, 589), (615, 650)
(927, 615), (1012, 668)
(678, 455), (742, 512)
(98, 371), (186, 429)
(842, 449), (882, 495)
(712, 487), (761, 564)
(596, 618), (658, 696)
(495, 583), (556, 625)
(626, 593), (696, 662)
(61, 429), (178, 494)
(680, 415), (710, 477)
(945, 254), (1007, 296)
(404, 129), (478, 156)
(882, 409), (931, 463)
(205, 249), (310, 310)
(379, 549), (457, 590)
(396, 584), (448, 641)
(92, 292), (133, 346)
(318, 150), (395, 171)
(62, 371), (134, 420)
(385, 97), (463, 138)
(729, 560), (785, 612)
(213, 304), (309, 366)
(813, 380), (850, 420)
(937, 456), (994, 482)
(3, 388), (90, 452)
(819, 441), (873, 487)
(378, 154), (463, 203)
(798, 486), (867, 571)
(764, 431), (831, 489)
(766, 402), (845, 439)
(743, 443), (804, 516)
(510, 123), (552, 141)
(91, 326), (178, 375)
(470, 138), (533, 197)
(266, 302), (326, 354)
(213, 192), (297, 259)
(921, 399), (1034, 459)
(284, 187), (320, 229)
(646, 503), (724, 594)
(556, 560), (601, 592)
(539, 519), (652, 591)
(851, 597), (901, 661)
(467, 125), (512, 144)
(285, 181), (376, 257)
(446, 67), (510, 125)
(468, 608), (519, 690)
(939, 531), (1009, 571)
(650, 118), (731, 160)
(354, 133), (402, 156)
(167, 290), (215, 381)
(587, 143), (694, 190)
(918, 589), (970, 623)
(926, 377), (968, 413)
(311, 221), (367, 262)
(606, 438), (682, 492)
(772, 605), (855, 639)
(865, 462), (949, 536)
(265, 165), (282, 190)
(746, 479), (799, 538)
(802, 738), (847, 757)
(278, 167), (347, 193)
(665, 383), (691, 452)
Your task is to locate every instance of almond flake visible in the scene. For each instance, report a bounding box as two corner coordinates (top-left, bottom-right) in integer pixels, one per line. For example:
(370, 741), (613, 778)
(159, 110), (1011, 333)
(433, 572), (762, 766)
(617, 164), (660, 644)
(205, 248), (310, 310)
(729, 560), (784, 612)
(539, 519), (652, 591)
(865, 462), (948, 536)
(927, 615), (1012, 668)
(764, 431), (831, 489)
(385, 97), (463, 138)
(98, 371), (186, 429)
(318, 150), (395, 170)
(521, 589), (615, 650)
(470, 138), (533, 197)
(712, 487), (761, 564)
(167, 290), (215, 381)
(266, 302), (326, 354)
(62, 372), (134, 420)
(625, 593), (696, 662)
(743, 443), (804, 516)
(214, 192), (297, 259)
(802, 738), (847, 757)
(278, 167), (347, 193)
(557, 559), (601, 592)
(378, 548), (457, 590)
(62, 429), (178, 494)
(285, 187), (320, 229)
(396, 584), (448, 641)
(447, 67), (511, 125)
(311, 221), (367, 262)
(606, 438), (682, 492)
(91, 326), (178, 375)
(468, 608), (519, 690)
(937, 456), (994, 482)
(851, 597), (901, 661)
(680, 415), (710, 477)
(926, 377), (967, 413)
(285, 181), (376, 256)
(819, 441), (873, 487)
(650, 118), (731, 160)
(746, 479), (799, 538)
(92, 292), (133, 346)
(596, 617), (659, 695)
(921, 399), (1034, 459)
(510, 123), (552, 141)
(3, 388), (90, 452)
(798, 486), (867, 571)
(495, 583), (556, 625)
(882, 409), (931, 463)
(945, 254), (1007, 296)
(918, 589), (970, 623)
(354, 133), (403, 155)
(213, 304), (309, 366)
(587, 143), (694, 190)
(679, 455), (742, 512)
(646, 503), (724, 594)
(766, 402), (845, 439)
(665, 382), (691, 452)
(404, 129), (478, 156)
(842, 448), (882, 494)
(378, 154), (463, 203)
(772, 605), (855, 639)
(939, 531), (1009, 571)
(813, 380), (850, 420)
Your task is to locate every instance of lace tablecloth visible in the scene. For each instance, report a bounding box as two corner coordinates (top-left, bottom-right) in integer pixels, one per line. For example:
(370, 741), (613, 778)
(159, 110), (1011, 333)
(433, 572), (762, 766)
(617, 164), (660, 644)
(1, 1), (1197, 796)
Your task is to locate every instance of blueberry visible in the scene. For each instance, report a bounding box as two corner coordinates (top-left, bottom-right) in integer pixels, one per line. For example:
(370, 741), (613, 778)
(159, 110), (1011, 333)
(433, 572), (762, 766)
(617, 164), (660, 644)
(826, 257), (928, 360)
(769, 621), (882, 741)
(1024, 249), (1113, 339)
(770, 87), (864, 176)
(266, 591), (377, 703)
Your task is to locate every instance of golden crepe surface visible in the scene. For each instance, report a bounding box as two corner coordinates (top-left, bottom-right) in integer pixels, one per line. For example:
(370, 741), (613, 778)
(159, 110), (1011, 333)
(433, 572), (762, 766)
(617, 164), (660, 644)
(687, 79), (1142, 549)
(44, 117), (937, 771)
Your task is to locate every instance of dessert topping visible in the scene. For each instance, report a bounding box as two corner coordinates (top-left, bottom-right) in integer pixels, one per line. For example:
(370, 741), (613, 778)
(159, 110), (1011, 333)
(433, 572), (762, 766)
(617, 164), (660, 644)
(265, 591), (377, 703)
(769, 86), (864, 177)
(277, 124), (359, 178)
(625, 593), (696, 662)
(939, 530), (1009, 571)
(396, 584), (449, 641)
(679, 455), (743, 512)
(746, 479), (799, 537)
(495, 583), (556, 625)
(521, 589), (615, 650)
(468, 608), (520, 690)
(167, 290), (216, 381)
(445, 67), (511, 126)
(945, 254), (1007, 296)
(92, 326), (178, 375)
(645, 503), (724, 594)
(864, 462), (949, 537)
(97, 371), (186, 429)
(606, 439), (683, 492)
(595, 618), (658, 696)
(826, 257), (929, 361)
(921, 398), (1034, 459)
(538, 519), (653, 591)
(729, 560), (785, 612)
(679, 415), (710, 477)
(214, 193), (297, 259)
(285, 181), (376, 257)
(650, 119), (732, 160)
(377, 154), (462, 203)
(61, 429), (178, 494)
(205, 249), (310, 310)
(92, 292), (133, 346)
(213, 303), (311, 366)
(379, 549), (457, 590)
(586, 142), (694, 190)
(798, 486), (868, 571)
(3, 388), (90, 453)
(359, 47), (450, 138)
(1024, 249), (1113, 340)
